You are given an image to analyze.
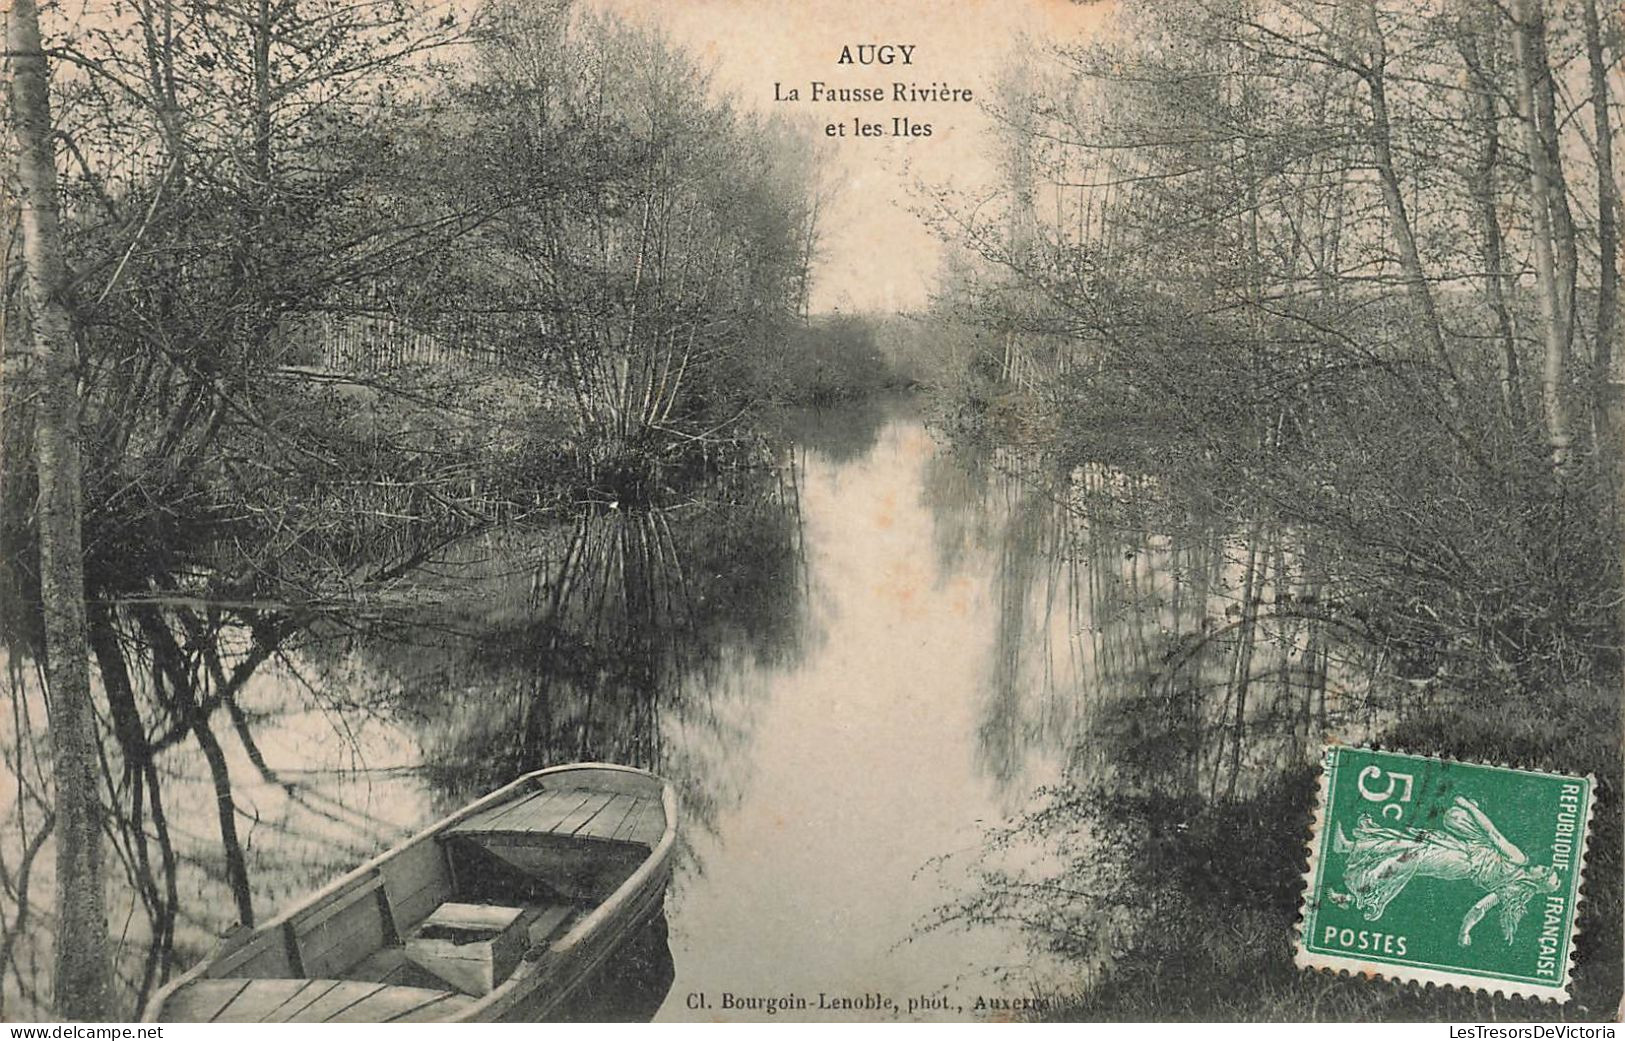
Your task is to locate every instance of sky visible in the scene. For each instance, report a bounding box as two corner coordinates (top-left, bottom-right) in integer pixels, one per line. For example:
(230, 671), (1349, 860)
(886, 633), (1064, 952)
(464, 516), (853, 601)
(595, 0), (1112, 314)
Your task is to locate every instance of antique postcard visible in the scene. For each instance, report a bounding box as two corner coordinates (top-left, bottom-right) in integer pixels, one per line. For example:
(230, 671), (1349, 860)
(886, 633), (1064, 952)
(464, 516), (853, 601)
(1, 0), (1620, 1026)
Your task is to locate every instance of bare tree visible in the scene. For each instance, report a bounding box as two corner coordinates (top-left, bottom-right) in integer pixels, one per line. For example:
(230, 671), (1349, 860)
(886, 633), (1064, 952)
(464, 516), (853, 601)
(1359, 0), (1460, 402)
(1454, 1), (1523, 427)
(1511, 0), (1574, 470)
(1581, 0), (1618, 441)
(6, 0), (111, 1017)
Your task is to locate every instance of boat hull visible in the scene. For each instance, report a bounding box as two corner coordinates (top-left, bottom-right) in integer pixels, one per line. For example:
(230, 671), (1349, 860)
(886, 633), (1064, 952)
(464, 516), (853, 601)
(144, 763), (677, 1023)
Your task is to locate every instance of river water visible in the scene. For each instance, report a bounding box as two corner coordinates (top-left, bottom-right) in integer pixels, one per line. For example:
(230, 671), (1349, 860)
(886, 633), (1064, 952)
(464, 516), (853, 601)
(1, 397), (1365, 1020)
(659, 407), (1065, 1021)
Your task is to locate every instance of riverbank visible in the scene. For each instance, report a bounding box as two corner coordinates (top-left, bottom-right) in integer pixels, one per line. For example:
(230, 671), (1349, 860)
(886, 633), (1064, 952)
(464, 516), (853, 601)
(911, 389), (1624, 1020)
(1021, 682), (1621, 1020)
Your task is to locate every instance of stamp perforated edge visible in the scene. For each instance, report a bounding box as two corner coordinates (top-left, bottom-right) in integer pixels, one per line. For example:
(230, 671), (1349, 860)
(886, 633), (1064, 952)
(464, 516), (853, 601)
(1293, 744), (1597, 1004)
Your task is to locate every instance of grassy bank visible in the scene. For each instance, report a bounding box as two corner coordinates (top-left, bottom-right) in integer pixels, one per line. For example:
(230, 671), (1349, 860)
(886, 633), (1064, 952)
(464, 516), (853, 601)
(1012, 679), (1621, 1021)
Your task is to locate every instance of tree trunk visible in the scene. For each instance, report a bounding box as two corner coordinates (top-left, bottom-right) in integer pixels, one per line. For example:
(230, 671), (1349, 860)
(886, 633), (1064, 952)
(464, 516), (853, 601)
(1524, 0), (1579, 358)
(253, 0), (274, 191)
(1360, 1), (1461, 401)
(1582, 0), (1619, 444)
(1454, 8), (1524, 427)
(7, 0), (113, 1017)
(1512, 0), (1574, 471)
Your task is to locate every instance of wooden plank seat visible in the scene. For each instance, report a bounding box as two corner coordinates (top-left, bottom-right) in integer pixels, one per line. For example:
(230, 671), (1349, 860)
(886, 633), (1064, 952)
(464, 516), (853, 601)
(161, 978), (473, 1023)
(443, 786), (667, 908)
(446, 787), (665, 847)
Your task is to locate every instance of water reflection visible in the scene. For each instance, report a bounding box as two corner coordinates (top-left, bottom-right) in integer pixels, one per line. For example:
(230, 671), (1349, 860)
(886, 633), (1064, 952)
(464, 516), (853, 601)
(945, 459), (1398, 801)
(921, 451), (1418, 1005)
(0, 397), (1411, 1022)
(767, 397), (893, 466)
(0, 460), (803, 1020)
(332, 484), (811, 811)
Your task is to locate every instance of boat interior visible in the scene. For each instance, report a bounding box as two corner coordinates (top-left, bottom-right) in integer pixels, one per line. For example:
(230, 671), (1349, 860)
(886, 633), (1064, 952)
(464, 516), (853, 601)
(159, 770), (667, 1023)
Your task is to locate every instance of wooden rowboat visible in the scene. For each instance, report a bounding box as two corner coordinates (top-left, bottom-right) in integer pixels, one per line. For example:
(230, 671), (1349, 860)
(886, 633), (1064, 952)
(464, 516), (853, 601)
(143, 763), (676, 1023)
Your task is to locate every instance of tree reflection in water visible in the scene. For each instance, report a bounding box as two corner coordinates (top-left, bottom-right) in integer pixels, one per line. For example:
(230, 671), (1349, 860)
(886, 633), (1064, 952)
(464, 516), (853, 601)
(6, 398), (1515, 1021)
(919, 453), (1404, 998)
(0, 464), (804, 1020)
(933, 457), (1403, 798)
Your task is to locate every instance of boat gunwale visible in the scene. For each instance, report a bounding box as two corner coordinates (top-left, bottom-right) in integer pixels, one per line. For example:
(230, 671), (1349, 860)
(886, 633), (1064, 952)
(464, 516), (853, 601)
(142, 762), (673, 1024)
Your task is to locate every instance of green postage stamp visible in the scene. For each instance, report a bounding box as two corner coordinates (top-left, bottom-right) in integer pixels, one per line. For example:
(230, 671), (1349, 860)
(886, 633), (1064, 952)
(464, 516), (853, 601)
(1297, 746), (1594, 1001)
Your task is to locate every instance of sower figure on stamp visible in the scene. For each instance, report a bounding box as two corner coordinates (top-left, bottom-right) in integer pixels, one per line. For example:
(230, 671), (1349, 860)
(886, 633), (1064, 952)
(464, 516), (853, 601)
(1329, 796), (1561, 946)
